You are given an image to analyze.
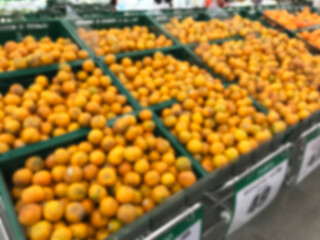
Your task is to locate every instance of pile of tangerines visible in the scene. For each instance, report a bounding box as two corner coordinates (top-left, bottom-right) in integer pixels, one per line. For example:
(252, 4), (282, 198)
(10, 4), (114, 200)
(0, 36), (88, 72)
(300, 29), (320, 48)
(11, 111), (197, 240)
(164, 16), (236, 44)
(195, 32), (320, 125)
(161, 83), (281, 172)
(164, 15), (272, 44)
(264, 7), (320, 30)
(104, 51), (216, 107)
(77, 26), (173, 56)
(0, 59), (133, 153)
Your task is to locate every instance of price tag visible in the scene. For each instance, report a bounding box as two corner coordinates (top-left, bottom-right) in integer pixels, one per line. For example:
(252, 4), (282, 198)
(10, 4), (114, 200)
(227, 147), (289, 235)
(145, 203), (203, 240)
(296, 125), (320, 184)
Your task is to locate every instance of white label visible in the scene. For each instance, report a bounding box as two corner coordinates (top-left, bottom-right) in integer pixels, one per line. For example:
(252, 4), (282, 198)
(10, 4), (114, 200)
(176, 220), (201, 240)
(0, 218), (9, 240)
(297, 135), (320, 184)
(228, 160), (288, 235)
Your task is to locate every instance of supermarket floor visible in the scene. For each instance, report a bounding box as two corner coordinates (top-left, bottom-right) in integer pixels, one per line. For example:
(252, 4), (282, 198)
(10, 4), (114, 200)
(228, 167), (320, 240)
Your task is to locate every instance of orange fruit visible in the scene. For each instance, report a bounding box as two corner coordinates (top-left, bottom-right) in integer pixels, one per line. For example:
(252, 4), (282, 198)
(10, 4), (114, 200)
(178, 171), (196, 187)
(175, 157), (191, 171)
(82, 59), (95, 72)
(90, 210), (108, 228)
(83, 164), (98, 180)
(29, 220), (52, 240)
(124, 172), (141, 187)
(237, 140), (252, 154)
(104, 54), (116, 65)
(64, 166), (83, 183)
(97, 168), (117, 187)
(139, 110), (153, 121)
(67, 183), (87, 201)
(54, 183), (68, 198)
(225, 147), (239, 161)
(70, 223), (88, 239)
(12, 168), (32, 187)
(234, 129), (248, 141)
(142, 197), (155, 212)
(210, 142), (225, 155)
(88, 183), (107, 202)
(43, 200), (65, 222)
(18, 203), (42, 226)
(116, 186), (135, 203)
(65, 202), (86, 223)
(87, 129), (103, 145)
(152, 185), (170, 203)
(134, 159), (150, 174)
(32, 170), (52, 186)
(51, 226), (72, 240)
(144, 170), (160, 187)
(213, 154), (229, 168)
(108, 145), (124, 165)
(161, 172), (175, 187)
(186, 139), (202, 154)
(123, 146), (142, 162)
(116, 204), (136, 224)
(21, 185), (45, 203)
(99, 197), (119, 217)
(53, 148), (70, 165)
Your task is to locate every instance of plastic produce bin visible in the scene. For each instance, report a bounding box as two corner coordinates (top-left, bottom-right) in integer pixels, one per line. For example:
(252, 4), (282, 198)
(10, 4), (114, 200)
(0, 112), (204, 240)
(0, 58), (137, 163)
(0, 19), (91, 79)
(64, 15), (178, 58)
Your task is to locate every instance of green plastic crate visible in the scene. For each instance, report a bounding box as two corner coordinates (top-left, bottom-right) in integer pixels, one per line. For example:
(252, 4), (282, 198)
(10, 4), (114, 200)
(0, 112), (204, 240)
(0, 19), (93, 80)
(98, 45), (221, 111)
(64, 15), (179, 58)
(260, 6), (320, 34)
(0, 58), (138, 164)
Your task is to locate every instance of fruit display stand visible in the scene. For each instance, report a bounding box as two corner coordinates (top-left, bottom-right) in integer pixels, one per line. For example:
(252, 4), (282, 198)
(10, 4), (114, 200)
(1, 6), (320, 240)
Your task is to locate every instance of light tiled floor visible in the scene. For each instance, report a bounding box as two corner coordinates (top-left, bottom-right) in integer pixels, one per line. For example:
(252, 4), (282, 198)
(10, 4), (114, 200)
(228, 168), (320, 240)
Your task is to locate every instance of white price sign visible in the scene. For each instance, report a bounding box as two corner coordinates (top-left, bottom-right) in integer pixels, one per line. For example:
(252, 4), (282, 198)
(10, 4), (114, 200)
(227, 147), (289, 235)
(145, 203), (203, 240)
(296, 125), (320, 184)
(175, 220), (201, 240)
